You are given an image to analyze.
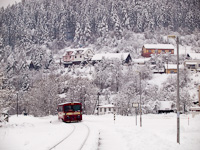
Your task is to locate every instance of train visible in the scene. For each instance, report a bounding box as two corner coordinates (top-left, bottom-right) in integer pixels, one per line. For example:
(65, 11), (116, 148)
(58, 102), (82, 122)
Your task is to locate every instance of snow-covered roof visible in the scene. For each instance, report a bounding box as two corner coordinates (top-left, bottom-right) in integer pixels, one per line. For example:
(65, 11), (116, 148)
(58, 101), (81, 105)
(63, 48), (92, 56)
(144, 44), (174, 49)
(187, 53), (200, 60)
(185, 61), (198, 65)
(159, 101), (174, 110)
(164, 64), (184, 69)
(189, 106), (200, 111)
(92, 53), (130, 61)
(98, 104), (116, 108)
(132, 58), (151, 64)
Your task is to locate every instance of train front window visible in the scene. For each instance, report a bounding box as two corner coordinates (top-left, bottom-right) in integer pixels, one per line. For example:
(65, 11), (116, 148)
(73, 105), (81, 111)
(64, 105), (81, 112)
(64, 105), (72, 112)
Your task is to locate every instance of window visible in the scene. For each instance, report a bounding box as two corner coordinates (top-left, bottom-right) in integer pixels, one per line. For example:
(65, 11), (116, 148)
(104, 108), (106, 112)
(109, 108), (111, 111)
(199, 64), (200, 67)
(75, 56), (77, 58)
(100, 108), (102, 112)
(190, 65), (195, 69)
(148, 50), (151, 53)
(64, 105), (81, 112)
(58, 106), (63, 112)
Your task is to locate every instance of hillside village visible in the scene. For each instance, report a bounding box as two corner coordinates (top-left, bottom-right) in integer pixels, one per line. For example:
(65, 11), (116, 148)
(1, 42), (200, 117)
(60, 44), (200, 74)
(50, 43), (200, 115)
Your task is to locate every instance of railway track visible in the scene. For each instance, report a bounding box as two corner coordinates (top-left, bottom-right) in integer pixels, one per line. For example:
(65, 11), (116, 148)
(49, 123), (90, 150)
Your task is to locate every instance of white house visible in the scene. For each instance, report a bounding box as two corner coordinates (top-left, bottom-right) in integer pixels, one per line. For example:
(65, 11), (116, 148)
(97, 104), (118, 115)
(63, 48), (94, 66)
(184, 60), (200, 72)
(157, 101), (175, 113)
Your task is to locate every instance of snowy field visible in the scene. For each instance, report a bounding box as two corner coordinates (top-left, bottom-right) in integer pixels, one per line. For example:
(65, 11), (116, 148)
(0, 113), (200, 150)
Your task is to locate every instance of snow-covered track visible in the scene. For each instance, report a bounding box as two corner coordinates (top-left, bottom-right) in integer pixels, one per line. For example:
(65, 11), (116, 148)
(77, 123), (90, 150)
(48, 124), (76, 150)
(49, 122), (90, 150)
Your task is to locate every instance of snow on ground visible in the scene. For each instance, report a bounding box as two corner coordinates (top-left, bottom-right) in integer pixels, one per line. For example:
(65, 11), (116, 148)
(0, 113), (200, 150)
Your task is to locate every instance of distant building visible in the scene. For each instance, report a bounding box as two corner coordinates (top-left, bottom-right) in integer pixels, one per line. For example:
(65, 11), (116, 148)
(150, 65), (165, 74)
(165, 64), (178, 74)
(132, 58), (151, 65)
(91, 53), (132, 65)
(184, 60), (200, 72)
(142, 44), (174, 57)
(157, 101), (175, 113)
(62, 48), (94, 67)
(97, 104), (118, 115)
(164, 64), (184, 74)
(184, 53), (200, 73)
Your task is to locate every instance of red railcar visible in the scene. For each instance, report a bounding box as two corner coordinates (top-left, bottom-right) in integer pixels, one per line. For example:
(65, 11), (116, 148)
(58, 102), (82, 122)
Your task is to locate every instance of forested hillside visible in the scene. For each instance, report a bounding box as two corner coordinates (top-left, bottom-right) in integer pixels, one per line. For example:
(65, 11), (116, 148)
(0, 0), (200, 48)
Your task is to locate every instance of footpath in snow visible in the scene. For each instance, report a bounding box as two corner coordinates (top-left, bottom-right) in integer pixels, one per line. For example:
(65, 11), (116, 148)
(0, 113), (200, 150)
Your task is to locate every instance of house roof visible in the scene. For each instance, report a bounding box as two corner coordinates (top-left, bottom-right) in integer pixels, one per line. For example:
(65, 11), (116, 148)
(185, 61), (198, 65)
(164, 64), (184, 69)
(143, 44), (174, 49)
(98, 104), (116, 108)
(158, 101), (174, 110)
(92, 53), (130, 61)
(63, 48), (93, 56)
(187, 53), (200, 60)
(58, 101), (81, 105)
(132, 58), (151, 64)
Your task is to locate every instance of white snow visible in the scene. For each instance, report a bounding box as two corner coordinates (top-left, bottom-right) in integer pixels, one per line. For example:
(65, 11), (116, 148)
(0, 114), (200, 150)
(164, 64), (184, 69)
(92, 53), (130, 61)
(188, 53), (200, 60)
(0, 0), (21, 8)
(144, 44), (174, 49)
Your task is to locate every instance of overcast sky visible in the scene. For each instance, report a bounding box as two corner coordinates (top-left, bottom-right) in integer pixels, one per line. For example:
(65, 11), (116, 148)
(0, 0), (21, 8)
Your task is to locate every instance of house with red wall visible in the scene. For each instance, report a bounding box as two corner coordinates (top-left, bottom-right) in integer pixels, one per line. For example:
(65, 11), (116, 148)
(142, 44), (174, 57)
(63, 48), (94, 66)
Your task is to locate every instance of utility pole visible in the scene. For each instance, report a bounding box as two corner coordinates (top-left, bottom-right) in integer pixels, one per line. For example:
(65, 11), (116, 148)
(176, 36), (180, 144)
(139, 72), (142, 127)
(168, 35), (180, 144)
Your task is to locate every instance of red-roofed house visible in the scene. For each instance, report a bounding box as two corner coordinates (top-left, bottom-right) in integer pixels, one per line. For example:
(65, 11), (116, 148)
(142, 44), (174, 57)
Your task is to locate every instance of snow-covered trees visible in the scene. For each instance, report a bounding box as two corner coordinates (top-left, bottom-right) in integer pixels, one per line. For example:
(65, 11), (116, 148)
(0, 0), (199, 50)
